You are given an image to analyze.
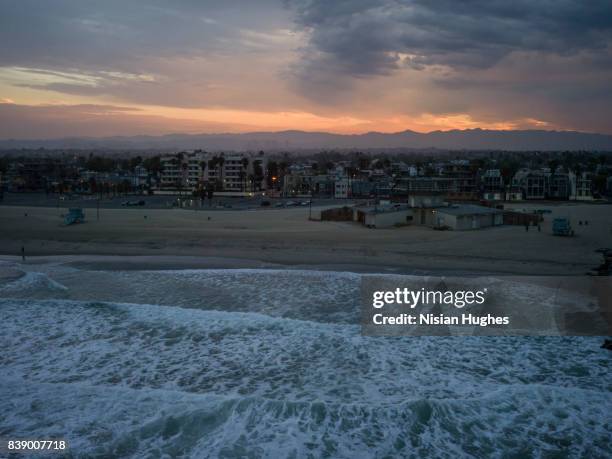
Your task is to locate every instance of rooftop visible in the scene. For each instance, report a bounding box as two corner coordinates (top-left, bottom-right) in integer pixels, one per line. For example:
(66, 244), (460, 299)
(436, 204), (502, 216)
(358, 204), (411, 215)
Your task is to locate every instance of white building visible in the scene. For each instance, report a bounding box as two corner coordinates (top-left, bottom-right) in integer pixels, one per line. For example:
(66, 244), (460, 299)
(569, 171), (594, 201)
(334, 177), (350, 198)
(432, 205), (503, 230)
(482, 169), (504, 201)
(160, 151), (267, 192)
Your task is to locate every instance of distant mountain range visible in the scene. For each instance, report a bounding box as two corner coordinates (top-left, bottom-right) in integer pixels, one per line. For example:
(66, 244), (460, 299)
(1, 129), (612, 151)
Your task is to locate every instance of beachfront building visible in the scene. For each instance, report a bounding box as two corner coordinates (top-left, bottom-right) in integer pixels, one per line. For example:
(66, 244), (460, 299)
(396, 177), (457, 194)
(129, 165), (150, 188)
(407, 193), (445, 208)
(354, 200), (502, 231)
(441, 160), (478, 201)
(504, 186), (523, 201)
(160, 152), (200, 190)
(334, 177), (350, 198)
(481, 169), (504, 201)
(160, 151), (267, 192)
(428, 204), (503, 230)
(311, 175), (334, 196)
(282, 172), (313, 197)
(3, 157), (66, 191)
(282, 163), (320, 197)
(569, 171), (594, 201)
(548, 172), (571, 199)
(511, 169), (549, 200)
(356, 204), (413, 228)
(351, 179), (376, 198)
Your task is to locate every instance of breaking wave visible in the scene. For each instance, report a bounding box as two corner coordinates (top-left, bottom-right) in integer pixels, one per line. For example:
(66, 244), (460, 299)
(0, 264), (610, 457)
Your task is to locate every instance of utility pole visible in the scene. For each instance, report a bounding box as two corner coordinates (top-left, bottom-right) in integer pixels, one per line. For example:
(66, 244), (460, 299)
(374, 183), (378, 213)
(309, 184), (313, 220)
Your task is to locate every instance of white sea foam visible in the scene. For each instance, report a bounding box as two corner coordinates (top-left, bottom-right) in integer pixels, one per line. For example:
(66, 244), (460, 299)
(0, 264), (610, 457)
(0, 270), (68, 295)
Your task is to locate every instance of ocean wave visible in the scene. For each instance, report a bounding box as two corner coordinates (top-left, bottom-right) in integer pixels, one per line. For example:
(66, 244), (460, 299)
(0, 271), (68, 296)
(1, 265), (610, 458)
(1, 299), (609, 403)
(1, 377), (609, 459)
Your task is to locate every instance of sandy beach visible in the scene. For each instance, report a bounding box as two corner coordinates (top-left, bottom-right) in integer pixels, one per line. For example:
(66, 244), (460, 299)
(1, 202), (611, 275)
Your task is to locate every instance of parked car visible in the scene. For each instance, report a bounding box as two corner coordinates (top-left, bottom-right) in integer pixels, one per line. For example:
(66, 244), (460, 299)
(122, 200), (143, 207)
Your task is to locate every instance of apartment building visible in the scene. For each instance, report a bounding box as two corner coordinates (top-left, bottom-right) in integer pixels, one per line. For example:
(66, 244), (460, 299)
(549, 172), (571, 199)
(569, 171), (594, 200)
(160, 151), (267, 192)
(512, 169), (549, 199)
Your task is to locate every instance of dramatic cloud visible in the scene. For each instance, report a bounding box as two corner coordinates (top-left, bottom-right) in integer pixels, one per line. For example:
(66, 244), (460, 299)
(290, 0), (612, 77)
(0, 0), (611, 136)
(0, 1), (302, 111)
(284, 0), (612, 132)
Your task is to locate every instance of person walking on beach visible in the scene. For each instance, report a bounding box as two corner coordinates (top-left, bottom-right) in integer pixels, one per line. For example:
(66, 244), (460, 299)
(21, 245), (25, 262)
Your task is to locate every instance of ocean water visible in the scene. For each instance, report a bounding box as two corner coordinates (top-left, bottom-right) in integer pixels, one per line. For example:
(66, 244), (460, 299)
(0, 261), (610, 458)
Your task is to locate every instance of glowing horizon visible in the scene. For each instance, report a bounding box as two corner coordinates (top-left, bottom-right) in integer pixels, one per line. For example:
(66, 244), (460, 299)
(1, 1), (611, 138)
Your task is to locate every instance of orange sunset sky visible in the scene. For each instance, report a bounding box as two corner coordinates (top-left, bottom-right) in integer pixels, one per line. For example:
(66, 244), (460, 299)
(1, 1), (611, 138)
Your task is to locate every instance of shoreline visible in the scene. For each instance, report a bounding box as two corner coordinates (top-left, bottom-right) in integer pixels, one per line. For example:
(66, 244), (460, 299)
(0, 254), (493, 276)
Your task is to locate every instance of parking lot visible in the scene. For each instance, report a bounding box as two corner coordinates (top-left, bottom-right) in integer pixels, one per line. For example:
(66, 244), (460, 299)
(0, 192), (358, 211)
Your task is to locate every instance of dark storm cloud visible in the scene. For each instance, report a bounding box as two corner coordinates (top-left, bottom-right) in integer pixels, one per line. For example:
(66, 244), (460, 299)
(289, 0), (612, 74)
(285, 0), (612, 102)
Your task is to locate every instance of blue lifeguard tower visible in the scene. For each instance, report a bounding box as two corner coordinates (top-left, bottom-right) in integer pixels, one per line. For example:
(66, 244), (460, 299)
(64, 208), (85, 225)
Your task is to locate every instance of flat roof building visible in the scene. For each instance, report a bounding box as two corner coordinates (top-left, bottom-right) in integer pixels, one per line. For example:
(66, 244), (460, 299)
(432, 204), (503, 230)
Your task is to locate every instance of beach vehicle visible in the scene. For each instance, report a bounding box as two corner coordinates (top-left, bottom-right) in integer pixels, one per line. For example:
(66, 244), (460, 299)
(552, 217), (574, 236)
(64, 208), (85, 225)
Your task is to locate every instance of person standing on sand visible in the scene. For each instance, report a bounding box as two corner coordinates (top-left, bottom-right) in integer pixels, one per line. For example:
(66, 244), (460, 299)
(21, 245), (25, 262)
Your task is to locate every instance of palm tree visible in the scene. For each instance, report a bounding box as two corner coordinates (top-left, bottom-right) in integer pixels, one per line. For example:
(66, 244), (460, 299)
(199, 160), (207, 186)
(217, 155), (225, 191)
(248, 173), (256, 192)
(241, 157), (249, 192)
(238, 170), (246, 192)
(181, 161), (188, 193)
(206, 157), (216, 186)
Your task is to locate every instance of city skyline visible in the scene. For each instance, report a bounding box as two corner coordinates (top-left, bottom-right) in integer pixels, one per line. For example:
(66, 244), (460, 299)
(1, 0), (612, 138)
